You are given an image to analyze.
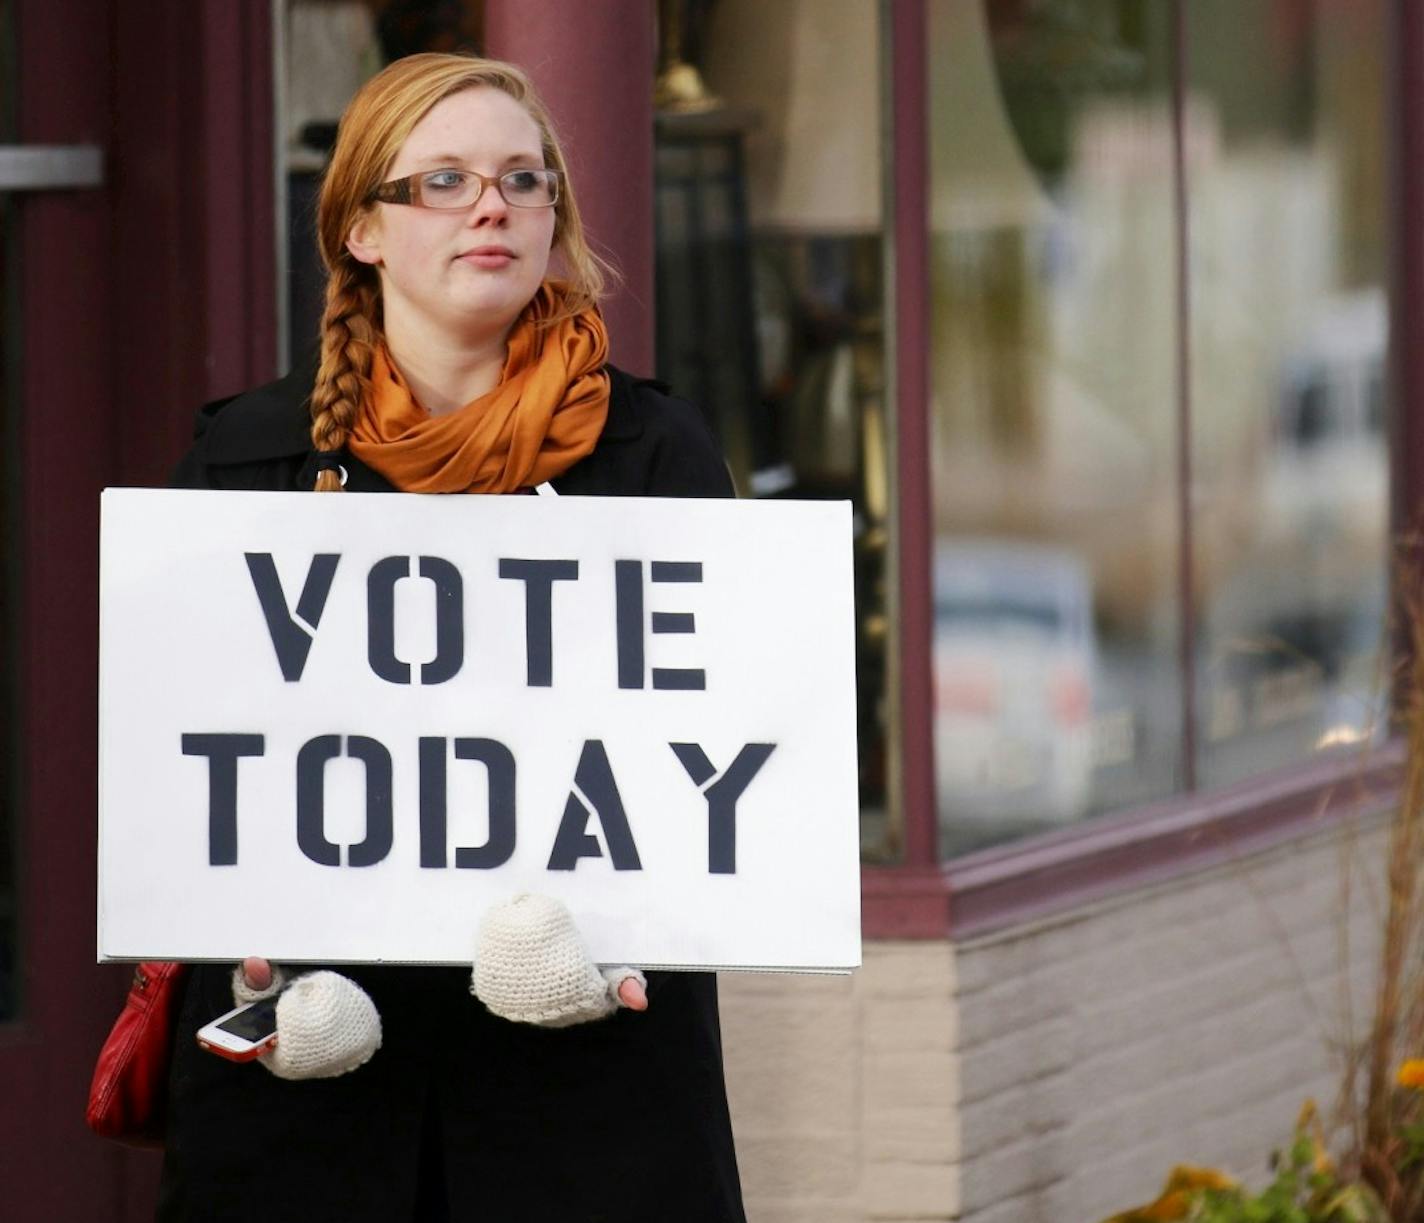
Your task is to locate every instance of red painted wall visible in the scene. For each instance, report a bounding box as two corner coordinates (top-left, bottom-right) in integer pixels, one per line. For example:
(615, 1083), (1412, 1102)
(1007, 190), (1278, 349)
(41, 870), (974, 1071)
(2, 3), (275, 1218)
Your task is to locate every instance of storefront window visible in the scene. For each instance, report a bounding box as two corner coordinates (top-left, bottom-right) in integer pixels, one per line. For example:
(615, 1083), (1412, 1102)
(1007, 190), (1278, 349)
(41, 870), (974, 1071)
(1187, 0), (1389, 788)
(658, 0), (894, 857)
(928, 0), (1392, 858)
(929, 0), (1181, 855)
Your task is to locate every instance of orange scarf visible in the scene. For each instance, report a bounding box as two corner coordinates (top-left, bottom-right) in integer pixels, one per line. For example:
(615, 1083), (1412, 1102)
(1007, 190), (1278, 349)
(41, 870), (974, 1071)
(347, 282), (610, 493)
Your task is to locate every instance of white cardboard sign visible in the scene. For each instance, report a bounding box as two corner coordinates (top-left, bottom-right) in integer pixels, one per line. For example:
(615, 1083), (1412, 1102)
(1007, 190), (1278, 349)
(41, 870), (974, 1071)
(98, 489), (860, 972)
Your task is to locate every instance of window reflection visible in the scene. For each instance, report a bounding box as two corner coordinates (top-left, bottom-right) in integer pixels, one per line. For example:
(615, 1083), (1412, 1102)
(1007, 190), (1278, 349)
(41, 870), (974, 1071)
(929, 0), (1392, 857)
(1188, 0), (1390, 786)
(934, 543), (1097, 825)
(657, 0), (894, 857)
(930, 0), (1181, 855)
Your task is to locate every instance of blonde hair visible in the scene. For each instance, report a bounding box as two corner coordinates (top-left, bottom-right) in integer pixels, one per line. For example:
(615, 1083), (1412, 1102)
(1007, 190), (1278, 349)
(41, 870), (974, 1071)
(309, 53), (611, 491)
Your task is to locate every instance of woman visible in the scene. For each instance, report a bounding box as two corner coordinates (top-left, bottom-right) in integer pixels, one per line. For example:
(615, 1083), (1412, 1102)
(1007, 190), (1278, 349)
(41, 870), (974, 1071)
(160, 53), (744, 1223)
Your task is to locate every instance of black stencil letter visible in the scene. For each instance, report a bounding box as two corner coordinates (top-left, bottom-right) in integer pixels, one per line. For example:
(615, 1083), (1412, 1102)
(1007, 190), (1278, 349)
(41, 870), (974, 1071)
(498, 558), (579, 687)
(244, 553), (340, 681)
(419, 736), (517, 869)
(181, 733), (265, 865)
(547, 740), (642, 871)
(671, 742), (776, 874)
(614, 560), (706, 691)
(368, 556), (465, 684)
(296, 734), (394, 867)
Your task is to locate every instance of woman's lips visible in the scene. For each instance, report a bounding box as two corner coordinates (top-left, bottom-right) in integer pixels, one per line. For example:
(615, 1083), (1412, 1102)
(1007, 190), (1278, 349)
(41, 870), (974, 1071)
(458, 246), (515, 269)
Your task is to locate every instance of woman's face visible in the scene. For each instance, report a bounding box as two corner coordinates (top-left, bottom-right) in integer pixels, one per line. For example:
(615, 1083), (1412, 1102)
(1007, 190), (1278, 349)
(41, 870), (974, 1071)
(347, 86), (557, 346)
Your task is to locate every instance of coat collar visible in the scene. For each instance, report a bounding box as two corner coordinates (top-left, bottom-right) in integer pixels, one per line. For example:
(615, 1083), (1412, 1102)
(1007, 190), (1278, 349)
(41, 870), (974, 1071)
(199, 352), (649, 480)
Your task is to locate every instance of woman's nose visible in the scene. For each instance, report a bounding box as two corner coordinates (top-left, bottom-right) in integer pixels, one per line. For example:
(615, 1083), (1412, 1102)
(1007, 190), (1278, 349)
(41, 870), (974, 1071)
(467, 181), (510, 225)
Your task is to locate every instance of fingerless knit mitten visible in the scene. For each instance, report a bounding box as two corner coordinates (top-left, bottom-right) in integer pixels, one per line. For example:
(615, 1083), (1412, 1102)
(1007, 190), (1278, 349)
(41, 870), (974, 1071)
(230, 966), (382, 1080)
(471, 893), (646, 1028)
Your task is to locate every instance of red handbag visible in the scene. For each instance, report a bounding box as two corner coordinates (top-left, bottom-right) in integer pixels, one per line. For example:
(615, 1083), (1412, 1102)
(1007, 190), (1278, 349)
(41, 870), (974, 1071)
(86, 961), (189, 1146)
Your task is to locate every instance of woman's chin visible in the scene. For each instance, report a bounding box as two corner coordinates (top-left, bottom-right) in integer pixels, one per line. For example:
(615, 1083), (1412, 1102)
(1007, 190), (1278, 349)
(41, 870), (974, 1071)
(449, 280), (542, 327)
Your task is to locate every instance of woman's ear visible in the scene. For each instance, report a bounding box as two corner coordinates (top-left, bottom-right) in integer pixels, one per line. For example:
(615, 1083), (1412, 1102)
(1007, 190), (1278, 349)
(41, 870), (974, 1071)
(346, 213), (382, 266)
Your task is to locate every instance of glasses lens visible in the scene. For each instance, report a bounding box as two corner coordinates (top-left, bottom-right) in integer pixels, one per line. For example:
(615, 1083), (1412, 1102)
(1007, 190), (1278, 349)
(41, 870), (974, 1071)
(499, 169), (559, 207)
(416, 170), (483, 209)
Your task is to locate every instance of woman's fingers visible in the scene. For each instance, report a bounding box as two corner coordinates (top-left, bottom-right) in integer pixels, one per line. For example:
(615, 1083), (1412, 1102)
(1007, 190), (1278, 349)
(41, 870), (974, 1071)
(242, 956), (273, 991)
(617, 976), (648, 1011)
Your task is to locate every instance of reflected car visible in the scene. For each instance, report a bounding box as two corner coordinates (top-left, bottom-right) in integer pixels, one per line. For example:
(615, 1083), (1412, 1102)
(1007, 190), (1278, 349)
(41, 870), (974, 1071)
(934, 541), (1097, 830)
(1260, 289), (1387, 656)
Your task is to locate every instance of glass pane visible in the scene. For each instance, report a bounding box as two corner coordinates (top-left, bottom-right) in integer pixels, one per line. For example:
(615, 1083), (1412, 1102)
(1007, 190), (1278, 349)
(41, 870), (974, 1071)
(929, 0), (1182, 856)
(656, 0), (895, 857)
(1, 0), (18, 1022)
(1187, 1), (1390, 786)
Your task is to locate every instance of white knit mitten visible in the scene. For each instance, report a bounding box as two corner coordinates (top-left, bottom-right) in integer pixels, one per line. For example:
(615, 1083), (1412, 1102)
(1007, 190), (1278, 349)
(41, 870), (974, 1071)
(230, 968), (382, 1080)
(471, 893), (646, 1028)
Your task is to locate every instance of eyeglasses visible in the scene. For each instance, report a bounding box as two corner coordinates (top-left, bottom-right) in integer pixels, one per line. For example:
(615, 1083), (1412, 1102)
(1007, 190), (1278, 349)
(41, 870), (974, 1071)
(368, 167), (561, 210)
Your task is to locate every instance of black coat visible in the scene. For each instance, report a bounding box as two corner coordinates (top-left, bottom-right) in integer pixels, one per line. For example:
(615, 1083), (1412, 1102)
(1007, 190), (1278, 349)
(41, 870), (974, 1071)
(157, 362), (746, 1223)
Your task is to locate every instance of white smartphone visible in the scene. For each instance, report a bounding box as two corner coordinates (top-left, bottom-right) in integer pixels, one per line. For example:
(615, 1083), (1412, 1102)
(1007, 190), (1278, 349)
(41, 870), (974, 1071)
(196, 995), (280, 1062)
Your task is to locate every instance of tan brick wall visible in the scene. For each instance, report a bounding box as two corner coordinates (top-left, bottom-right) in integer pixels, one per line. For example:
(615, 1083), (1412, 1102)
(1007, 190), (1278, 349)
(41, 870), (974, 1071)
(719, 814), (1387, 1223)
(720, 942), (962, 1222)
(951, 815), (1388, 1222)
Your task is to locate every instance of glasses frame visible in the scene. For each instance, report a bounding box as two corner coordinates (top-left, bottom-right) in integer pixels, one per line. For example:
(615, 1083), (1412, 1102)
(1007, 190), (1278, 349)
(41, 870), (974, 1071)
(367, 167), (562, 210)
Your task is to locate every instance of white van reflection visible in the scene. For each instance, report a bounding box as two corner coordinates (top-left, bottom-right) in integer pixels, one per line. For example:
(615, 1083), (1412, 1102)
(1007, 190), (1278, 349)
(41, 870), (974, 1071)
(1219, 288), (1389, 761)
(934, 541), (1097, 831)
(1263, 288), (1385, 603)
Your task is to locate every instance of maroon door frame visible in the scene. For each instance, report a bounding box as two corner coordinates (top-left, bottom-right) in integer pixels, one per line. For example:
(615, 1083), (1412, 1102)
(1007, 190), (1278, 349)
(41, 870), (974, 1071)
(2, 3), (273, 1220)
(1, 6), (120, 1217)
(860, 0), (951, 934)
